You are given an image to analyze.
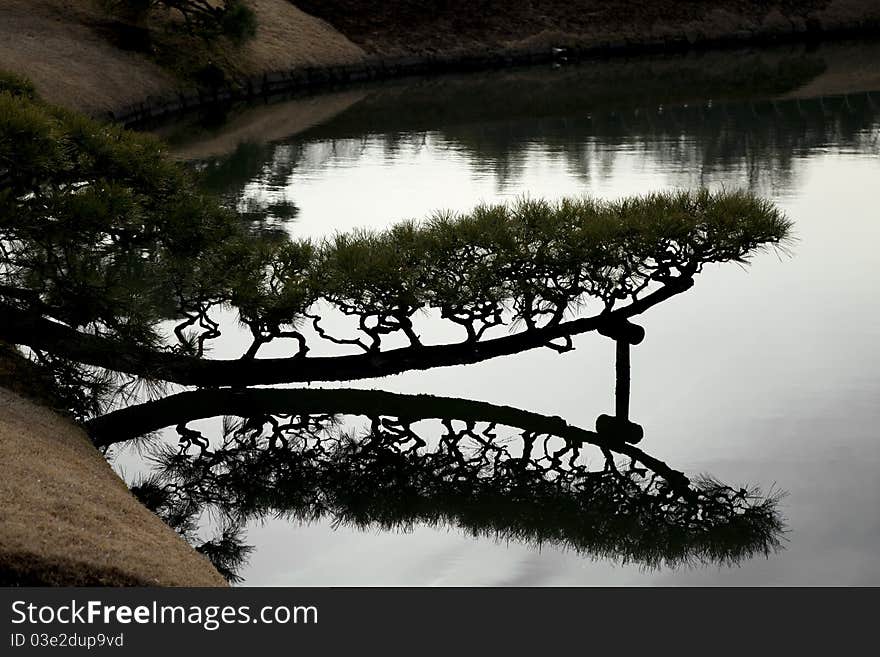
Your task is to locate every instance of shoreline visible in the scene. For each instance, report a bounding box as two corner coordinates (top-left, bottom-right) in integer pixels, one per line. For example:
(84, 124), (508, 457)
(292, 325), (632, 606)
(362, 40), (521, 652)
(109, 21), (880, 127)
(2, 2), (878, 126)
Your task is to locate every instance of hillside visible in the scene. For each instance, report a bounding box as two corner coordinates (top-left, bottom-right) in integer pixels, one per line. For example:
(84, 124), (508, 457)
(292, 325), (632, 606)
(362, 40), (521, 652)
(0, 1), (877, 117)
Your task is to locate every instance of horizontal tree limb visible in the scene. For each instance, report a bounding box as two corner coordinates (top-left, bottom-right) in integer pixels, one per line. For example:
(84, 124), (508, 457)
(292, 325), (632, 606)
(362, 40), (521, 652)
(85, 386), (692, 495)
(1, 276), (692, 388)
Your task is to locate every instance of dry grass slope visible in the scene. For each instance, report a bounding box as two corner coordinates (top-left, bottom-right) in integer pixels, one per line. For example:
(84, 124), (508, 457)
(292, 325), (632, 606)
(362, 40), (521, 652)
(0, 386), (226, 586)
(0, 0), (365, 116)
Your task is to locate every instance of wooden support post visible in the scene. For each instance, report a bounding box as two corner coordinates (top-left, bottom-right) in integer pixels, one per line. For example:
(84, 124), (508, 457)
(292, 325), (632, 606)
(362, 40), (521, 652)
(615, 338), (630, 421)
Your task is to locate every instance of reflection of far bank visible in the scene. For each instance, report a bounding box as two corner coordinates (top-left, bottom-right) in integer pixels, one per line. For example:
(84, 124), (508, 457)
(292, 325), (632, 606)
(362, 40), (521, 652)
(778, 40), (880, 99)
(154, 90), (368, 161)
(171, 39), (880, 206)
(94, 387), (786, 582)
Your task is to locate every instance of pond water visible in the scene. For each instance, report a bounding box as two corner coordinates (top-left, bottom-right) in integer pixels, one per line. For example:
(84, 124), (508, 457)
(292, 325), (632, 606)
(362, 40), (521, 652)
(139, 40), (880, 585)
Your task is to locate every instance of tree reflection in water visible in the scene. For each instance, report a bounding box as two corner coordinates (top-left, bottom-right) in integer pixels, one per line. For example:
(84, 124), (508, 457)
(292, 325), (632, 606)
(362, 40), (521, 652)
(94, 386), (785, 583)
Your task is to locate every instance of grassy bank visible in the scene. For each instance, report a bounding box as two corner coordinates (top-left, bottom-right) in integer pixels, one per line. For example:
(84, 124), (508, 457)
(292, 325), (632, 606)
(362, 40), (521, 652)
(0, 0), (365, 117)
(0, 1), (878, 120)
(0, 382), (226, 586)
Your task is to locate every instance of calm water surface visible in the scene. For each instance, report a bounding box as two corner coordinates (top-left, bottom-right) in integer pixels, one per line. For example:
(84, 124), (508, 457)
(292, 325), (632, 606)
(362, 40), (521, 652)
(144, 41), (880, 585)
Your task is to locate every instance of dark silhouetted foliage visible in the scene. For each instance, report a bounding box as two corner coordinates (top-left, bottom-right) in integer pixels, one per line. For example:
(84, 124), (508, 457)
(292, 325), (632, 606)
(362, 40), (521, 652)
(124, 388), (784, 581)
(0, 79), (791, 405)
(0, 75), (792, 584)
(102, 1), (257, 44)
